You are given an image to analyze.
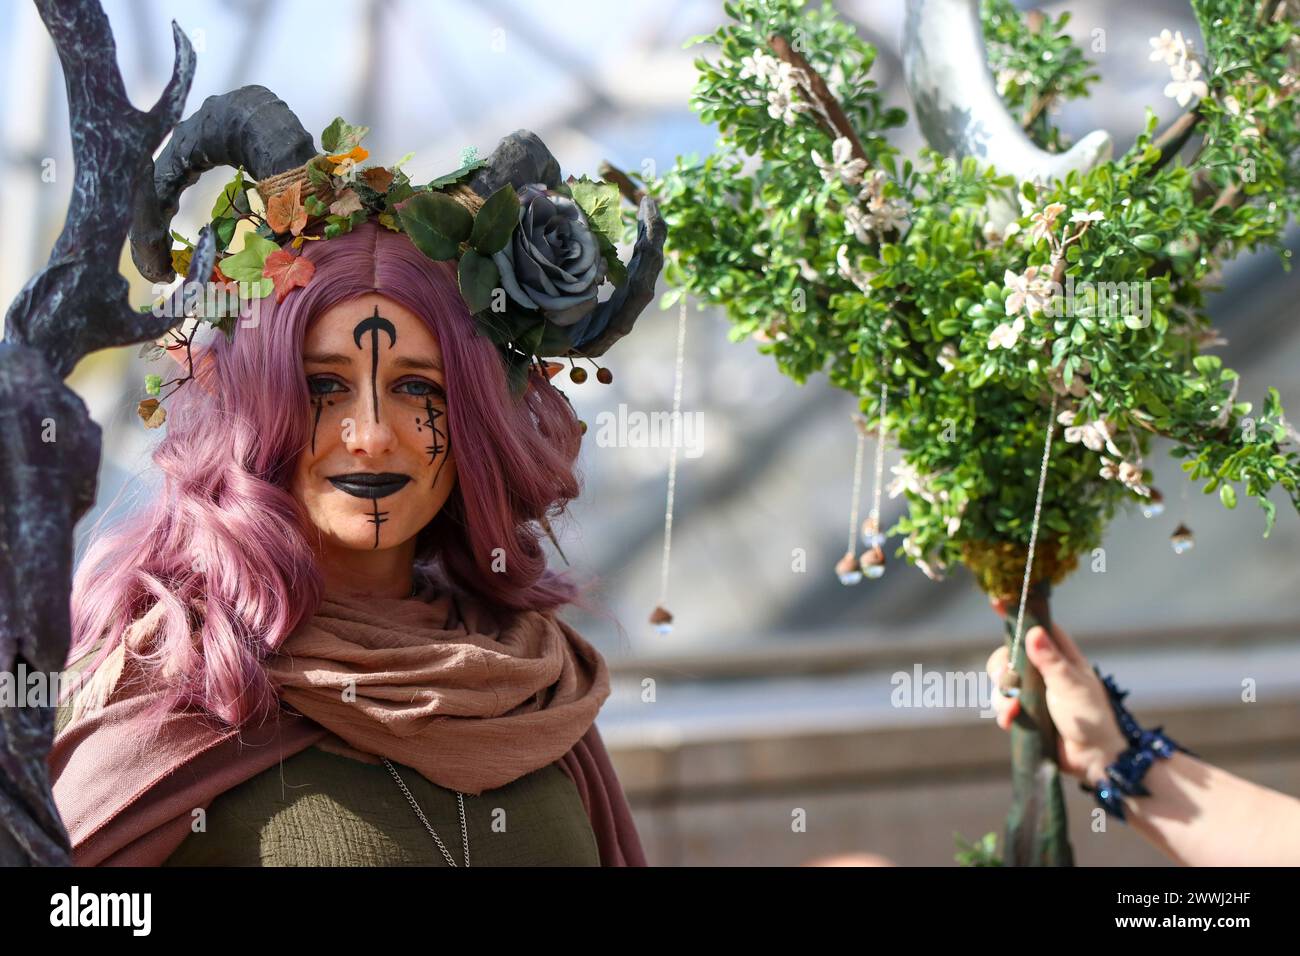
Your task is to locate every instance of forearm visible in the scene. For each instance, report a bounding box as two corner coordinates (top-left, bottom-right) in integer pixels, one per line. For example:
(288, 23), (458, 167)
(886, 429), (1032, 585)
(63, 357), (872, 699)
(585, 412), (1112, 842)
(1112, 751), (1300, 865)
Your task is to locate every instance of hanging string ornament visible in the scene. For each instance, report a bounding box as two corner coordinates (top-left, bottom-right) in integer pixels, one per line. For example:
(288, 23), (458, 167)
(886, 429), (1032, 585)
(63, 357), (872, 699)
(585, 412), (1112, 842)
(859, 374), (890, 579)
(1170, 480), (1194, 553)
(649, 296), (690, 634)
(835, 414), (870, 585)
(836, 348), (893, 584)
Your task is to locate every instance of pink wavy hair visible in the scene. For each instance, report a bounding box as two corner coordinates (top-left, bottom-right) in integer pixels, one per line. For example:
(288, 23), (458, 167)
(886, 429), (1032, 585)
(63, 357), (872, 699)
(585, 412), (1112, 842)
(67, 219), (602, 729)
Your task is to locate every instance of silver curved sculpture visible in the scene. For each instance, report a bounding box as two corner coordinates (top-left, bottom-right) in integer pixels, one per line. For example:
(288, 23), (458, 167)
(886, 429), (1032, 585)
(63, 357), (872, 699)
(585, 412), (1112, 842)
(902, 0), (1113, 226)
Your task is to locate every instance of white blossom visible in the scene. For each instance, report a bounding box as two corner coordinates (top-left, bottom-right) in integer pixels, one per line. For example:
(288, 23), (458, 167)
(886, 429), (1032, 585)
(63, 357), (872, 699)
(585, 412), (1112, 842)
(902, 534), (947, 581)
(1164, 57), (1208, 108)
(937, 342), (958, 371)
(858, 170), (888, 206)
(1028, 202), (1067, 244)
(1064, 416), (1123, 457)
(1099, 456), (1150, 496)
(836, 243), (876, 293)
(811, 136), (867, 187)
(867, 197), (911, 235)
(767, 87), (810, 126)
(888, 460), (927, 500)
(988, 317), (1025, 350)
(738, 51), (781, 84)
(844, 203), (875, 244)
(1068, 208), (1106, 224)
(1149, 29), (1189, 67)
(1004, 265), (1053, 319)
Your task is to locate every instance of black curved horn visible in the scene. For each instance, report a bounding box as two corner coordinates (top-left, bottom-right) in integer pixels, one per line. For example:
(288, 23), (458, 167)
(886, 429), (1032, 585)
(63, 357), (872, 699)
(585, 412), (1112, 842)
(129, 84), (317, 282)
(564, 194), (667, 358)
(463, 129), (562, 197)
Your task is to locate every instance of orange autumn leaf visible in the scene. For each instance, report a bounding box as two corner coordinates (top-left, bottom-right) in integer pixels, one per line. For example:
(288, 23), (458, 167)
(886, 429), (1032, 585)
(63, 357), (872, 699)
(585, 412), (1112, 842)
(266, 180), (307, 236)
(326, 145), (369, 166)
(263, 248), (316, 302)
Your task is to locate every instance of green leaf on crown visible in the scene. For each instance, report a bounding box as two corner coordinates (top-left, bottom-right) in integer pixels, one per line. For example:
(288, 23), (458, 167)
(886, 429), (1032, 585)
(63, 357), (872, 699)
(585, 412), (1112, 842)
(219, 232), (279, 284)
(458, 249), (501, 314)
(214, 217), (238, 252)
(592, 230), (627, 287)
(567, 175), (622, 240)
(306, 156), (332, 190)
(396, 191), (472, 260)
(426, 157), (488, 190)
(320, 117), (370, 154)
(211, 168), (251, 221)
(566, 176), (628, 287)
(470, 184), (520, 255)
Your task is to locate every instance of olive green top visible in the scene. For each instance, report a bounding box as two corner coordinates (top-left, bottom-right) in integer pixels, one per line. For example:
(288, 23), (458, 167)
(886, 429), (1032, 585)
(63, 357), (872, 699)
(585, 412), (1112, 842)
(161, 745), (600, 867)
(55, 655), (601, 867)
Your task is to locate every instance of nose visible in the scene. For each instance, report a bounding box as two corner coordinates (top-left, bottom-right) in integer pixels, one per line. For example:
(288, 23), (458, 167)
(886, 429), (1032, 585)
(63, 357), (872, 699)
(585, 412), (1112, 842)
(343, 387), (398, 458)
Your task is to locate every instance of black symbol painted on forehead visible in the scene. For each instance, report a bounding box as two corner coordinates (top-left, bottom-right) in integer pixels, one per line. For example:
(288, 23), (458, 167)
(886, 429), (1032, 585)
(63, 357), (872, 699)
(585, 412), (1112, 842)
(352, 305), (398, 423)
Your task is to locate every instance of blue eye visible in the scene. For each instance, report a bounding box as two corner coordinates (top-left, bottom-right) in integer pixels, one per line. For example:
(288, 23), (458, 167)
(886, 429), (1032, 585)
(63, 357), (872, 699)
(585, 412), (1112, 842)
(308, 376), (345, 396)
(397, 379), (445, 399)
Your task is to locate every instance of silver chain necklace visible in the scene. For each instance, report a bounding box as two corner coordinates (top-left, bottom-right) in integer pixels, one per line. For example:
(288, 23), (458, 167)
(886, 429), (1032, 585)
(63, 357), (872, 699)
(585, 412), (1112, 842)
(382, 758), (470, 867)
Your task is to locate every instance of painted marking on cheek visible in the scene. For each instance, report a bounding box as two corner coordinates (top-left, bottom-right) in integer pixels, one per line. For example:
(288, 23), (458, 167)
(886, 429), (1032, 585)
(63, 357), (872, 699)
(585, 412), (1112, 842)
(418, 396), (451, 489)
(352, 305), (398, 424)
(367, 499), (390, 549)
(310, 396), (324, 454)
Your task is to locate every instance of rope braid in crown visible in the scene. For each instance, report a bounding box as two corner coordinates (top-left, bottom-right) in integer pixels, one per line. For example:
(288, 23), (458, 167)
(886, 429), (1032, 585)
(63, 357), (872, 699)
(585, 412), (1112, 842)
(129, 86), (667, 429)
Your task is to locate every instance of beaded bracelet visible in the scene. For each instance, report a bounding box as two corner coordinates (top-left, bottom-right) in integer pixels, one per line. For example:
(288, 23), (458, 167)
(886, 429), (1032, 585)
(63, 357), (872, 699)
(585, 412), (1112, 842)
(1079, 668), (1197, 822)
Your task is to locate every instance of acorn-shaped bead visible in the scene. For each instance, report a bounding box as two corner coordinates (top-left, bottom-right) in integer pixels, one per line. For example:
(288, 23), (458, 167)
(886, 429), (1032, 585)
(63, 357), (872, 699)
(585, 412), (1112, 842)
(858, 545), (886, 579)
(836, 551), (863, 585)
(1142, 488), (1165, 518)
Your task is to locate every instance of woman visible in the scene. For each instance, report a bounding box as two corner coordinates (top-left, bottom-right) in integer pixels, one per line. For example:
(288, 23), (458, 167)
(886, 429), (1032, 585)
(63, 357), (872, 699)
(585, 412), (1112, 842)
(49, 218), (646, 866)
(985, 600), (1300, 865)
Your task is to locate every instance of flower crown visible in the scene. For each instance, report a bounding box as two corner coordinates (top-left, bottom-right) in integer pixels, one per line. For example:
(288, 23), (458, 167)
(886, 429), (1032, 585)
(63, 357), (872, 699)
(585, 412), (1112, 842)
(133, 91), (665, 426)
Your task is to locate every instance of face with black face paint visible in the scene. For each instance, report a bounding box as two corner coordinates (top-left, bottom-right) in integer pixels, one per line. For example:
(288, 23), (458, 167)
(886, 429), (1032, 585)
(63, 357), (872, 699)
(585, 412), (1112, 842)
(291, 292), (456, 596)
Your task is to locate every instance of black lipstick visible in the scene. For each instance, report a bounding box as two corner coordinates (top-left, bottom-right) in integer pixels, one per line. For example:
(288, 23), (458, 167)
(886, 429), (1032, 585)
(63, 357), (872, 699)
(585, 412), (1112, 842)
(327, 472), (412, 499)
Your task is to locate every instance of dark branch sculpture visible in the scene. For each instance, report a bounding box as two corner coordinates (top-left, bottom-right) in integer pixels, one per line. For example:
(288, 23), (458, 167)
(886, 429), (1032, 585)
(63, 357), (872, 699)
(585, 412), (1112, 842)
(0, 0), (196, 866)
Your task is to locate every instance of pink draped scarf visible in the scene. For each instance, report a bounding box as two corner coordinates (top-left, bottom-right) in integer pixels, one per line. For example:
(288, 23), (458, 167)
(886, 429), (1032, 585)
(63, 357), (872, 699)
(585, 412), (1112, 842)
(48, 586), (646, 866)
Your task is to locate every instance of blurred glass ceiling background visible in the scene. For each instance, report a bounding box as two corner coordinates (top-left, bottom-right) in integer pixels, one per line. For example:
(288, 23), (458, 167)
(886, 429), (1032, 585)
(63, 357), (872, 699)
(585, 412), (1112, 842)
(2, 0), (1298, 666)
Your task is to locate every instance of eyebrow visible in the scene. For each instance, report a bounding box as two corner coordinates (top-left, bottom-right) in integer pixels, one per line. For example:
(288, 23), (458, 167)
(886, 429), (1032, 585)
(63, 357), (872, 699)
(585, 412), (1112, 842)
(303, 351), (443, 373)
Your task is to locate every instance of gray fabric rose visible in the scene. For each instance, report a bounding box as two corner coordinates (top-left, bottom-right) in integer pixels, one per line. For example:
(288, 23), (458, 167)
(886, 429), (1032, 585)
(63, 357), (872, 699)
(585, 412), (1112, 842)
(492, 183), (607, 326)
